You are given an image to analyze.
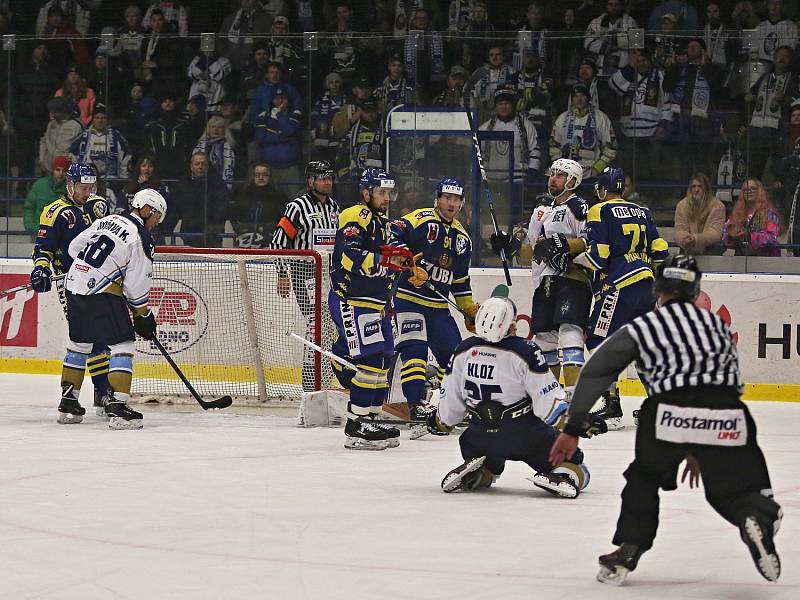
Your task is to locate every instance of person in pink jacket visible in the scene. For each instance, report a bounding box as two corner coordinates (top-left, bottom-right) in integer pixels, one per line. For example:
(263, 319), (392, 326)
(674, 172), (726, 254)
(723, 178), (783, 256)
(55, 64), (96, 126)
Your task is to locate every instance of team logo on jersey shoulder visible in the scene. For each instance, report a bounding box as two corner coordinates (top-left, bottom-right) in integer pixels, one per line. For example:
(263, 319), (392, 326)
(61, 210), (76, 229)
(455, 235), (468, 255)
(358, 208), (370, 220)
(92, 201), (108, 219)
(343, 225), (360, 237)
(536, 208), (546, 221)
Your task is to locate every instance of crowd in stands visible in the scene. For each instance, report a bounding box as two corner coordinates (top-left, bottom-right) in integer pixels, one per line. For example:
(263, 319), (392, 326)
(3, 1), (800, 256)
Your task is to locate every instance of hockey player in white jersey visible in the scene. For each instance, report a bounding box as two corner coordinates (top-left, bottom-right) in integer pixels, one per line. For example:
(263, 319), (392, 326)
(60, 189), (166, 430)
(427, 297), (606, 497)
(491, 158), (592, 405)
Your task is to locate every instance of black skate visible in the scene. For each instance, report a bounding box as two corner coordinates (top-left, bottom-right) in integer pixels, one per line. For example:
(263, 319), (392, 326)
(441, 456), (496, 493)
(104, 393), (143, 430)
(740, 516), (781, 582)
(368, 415), (400, 448)
(57, 384), (86, 424)
(597, 543), (644, 586)
(529, 472), (579, 498)
(344, 417), (389, 450)
(591, 390), (624, 430)
(94, 388), (110, 418)
(408, 403), (440, 440)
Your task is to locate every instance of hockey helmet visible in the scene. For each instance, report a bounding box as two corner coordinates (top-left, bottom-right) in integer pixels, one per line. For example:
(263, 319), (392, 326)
(66, 163), (97, 185)
(547, 158), (583, 191)
(653, 254), (701, 301)
(436, 177), (465, 198)
(131, 188), (168, 223)
(305, 160), (336, 181)
(359, 167), (395, 192)
(474, 296), (517, 343)
(595, 166), (625, 196)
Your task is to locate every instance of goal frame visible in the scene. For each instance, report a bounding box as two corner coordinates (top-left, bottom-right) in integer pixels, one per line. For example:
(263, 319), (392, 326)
(151, 247), (325, 400)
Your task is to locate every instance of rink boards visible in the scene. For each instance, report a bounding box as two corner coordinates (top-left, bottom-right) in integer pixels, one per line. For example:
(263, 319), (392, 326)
(1, 258), (799, 401)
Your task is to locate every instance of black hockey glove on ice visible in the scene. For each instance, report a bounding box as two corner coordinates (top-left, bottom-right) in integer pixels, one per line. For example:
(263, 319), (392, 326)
(564, 415), (608, 439)
(426, 408), (454, 436)
(134, 311), (157, 340)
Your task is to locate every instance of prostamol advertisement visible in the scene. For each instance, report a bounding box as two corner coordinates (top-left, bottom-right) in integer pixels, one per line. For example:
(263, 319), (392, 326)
(2, 258), (799, 392)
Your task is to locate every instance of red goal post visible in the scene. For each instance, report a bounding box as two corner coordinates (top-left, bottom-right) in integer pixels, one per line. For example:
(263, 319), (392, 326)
(131, 247), (334, 404)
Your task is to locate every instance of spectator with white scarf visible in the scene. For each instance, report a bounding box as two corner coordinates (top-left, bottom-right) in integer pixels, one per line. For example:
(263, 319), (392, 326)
(218, 0), (274, 70)
(747, 45), (797, 178)
(402, 8), (446, 98)
(584, 0), (638, 78)
(753, 0), (797, 63)
(469, 43), (517, 118)
(186, 48), (233, 114)
(549, 84), (617, 179)
(703, 2), (734, 69)
(479, 87), (541, 182)
(194, 116), (236, 187)
(142, 1), (189, 37)
(139, 9), (182, 93)
(512, 2), (550, 72)
(375, 52), (416, 112)
(609, 48), (672, 179)
(663, 39), (725, 182)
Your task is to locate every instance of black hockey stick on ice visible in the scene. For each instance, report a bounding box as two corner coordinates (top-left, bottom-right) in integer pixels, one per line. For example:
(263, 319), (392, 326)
(463, 95), (513, 286)
(151, 337), (233, 410)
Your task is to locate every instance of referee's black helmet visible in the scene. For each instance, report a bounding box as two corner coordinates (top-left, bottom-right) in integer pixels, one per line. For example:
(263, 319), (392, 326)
(654, 254), (701, 300)
(305, 160), (335, 181)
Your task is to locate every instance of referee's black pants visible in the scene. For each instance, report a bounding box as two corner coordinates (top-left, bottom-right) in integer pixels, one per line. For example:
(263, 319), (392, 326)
(613, 386), (781, 551)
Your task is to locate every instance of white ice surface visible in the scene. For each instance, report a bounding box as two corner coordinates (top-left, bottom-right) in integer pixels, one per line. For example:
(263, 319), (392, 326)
(0, 374), (798, 600)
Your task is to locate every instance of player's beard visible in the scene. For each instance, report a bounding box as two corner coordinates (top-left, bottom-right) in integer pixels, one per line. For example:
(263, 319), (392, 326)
(548, 183), (565, 197)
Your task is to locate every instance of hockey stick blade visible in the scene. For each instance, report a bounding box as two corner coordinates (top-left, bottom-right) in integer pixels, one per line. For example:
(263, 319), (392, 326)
(151, 337), (232, 411)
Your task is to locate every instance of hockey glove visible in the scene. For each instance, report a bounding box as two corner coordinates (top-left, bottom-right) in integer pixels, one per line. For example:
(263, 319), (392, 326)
(426, 408), (454, 436)
(30, 264), (52, 293)
(563, 415), (609, 439)
(133, 310), (157, 340)
(490, 230), (523, 259)
(464, 302), (480, 333)
(533, 233), (569, 264)
(380, 245), (414, 272)
(408, 253), (429, 287)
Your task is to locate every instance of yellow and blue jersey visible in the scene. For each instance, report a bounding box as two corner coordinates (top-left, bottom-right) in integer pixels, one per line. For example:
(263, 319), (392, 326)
(389, 208), (475, 311)
(582, 198), (669, 297)
(330, 203), (392, 310)
(32, 194), (108, 274)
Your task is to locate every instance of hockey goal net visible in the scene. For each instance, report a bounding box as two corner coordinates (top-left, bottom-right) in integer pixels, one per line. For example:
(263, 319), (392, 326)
(131, 248), (335, 404)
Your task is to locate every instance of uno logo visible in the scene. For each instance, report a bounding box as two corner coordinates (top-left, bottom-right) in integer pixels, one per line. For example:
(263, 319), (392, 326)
(138, 278), (209, 355)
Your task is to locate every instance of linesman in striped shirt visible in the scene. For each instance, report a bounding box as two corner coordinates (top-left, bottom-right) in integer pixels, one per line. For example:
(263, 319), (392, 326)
(271, 160), (340, 390)
(550, 254), (782, 585)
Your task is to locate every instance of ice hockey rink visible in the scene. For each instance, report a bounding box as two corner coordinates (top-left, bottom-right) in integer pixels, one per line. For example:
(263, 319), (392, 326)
(0, 373), (797, 600)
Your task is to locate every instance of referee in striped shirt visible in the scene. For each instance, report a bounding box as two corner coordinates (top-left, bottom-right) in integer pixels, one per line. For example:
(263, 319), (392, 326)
(271, 160), (340, 390)
(550, 254), (782, 585)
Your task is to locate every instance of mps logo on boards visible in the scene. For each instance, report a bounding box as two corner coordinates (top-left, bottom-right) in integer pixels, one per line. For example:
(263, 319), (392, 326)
(0, 274), (38, 347)
(138, 278), (209, 355)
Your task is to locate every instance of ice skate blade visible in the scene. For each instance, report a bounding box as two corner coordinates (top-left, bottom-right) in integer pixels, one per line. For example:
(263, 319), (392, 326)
(528, 475), (579, 498)
(743, 517), (781, 582)
(57, 413), (83, 425)
(441, 456), (487, 492)
(344, 437), (389, 451)
(108, 416), (143, 430)
(604, 417), (625, 431)
(597, 565), (630, 586)
(409, 423), (429, 440)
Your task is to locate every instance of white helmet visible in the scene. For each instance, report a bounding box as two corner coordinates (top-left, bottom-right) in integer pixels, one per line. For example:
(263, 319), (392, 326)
(131, 189), (167, 223)
(547, 158), (583, 191)
(474, 297), (517, 343)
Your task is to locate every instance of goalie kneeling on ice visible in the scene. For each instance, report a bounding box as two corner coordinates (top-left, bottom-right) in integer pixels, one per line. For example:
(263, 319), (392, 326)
(298, 390), (350, 427)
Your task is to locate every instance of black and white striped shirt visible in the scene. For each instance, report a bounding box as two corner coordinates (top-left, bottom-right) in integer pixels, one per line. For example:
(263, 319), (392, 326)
(270, 192), (340, 251)
(626, 300), (743, 396)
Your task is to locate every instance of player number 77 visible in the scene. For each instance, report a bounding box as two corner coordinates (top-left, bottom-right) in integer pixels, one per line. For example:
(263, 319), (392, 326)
(621, 223), (648, 254)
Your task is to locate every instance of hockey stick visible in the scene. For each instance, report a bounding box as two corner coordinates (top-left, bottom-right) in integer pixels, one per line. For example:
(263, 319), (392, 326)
(151, 337), (233, 410)
(0, 273), (67, 298)
(464, 101), (513, 286)
(289, 332), (357, 371)
(420, 281), (471, 318)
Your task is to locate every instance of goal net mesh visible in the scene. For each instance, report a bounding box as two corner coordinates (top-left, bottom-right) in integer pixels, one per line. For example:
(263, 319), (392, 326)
(131, 249), (334, 403)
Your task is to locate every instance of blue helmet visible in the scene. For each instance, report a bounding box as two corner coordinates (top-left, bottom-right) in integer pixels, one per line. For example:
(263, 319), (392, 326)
(595, 167), (625, 195)
(66, 163), (97, 185)
(359, 167), (395, 192)
(436, 177), (465, 198)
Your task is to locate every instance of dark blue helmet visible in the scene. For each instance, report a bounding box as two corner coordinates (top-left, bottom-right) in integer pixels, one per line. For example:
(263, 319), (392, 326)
(595, 167), (625, 194)
(66, 163), (97, 185)
(436, 177), (465, 198)
(359, 167), (395, 192)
